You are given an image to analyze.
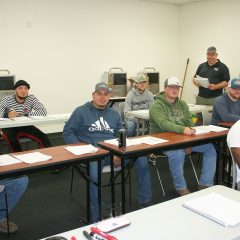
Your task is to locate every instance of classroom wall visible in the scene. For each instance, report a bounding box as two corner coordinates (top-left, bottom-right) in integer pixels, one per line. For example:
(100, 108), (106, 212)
(179, 0), (240, 103)
(0, 0), (179, 114)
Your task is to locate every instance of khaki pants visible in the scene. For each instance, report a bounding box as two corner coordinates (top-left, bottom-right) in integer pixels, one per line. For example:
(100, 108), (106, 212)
(195, 96), (217, 106)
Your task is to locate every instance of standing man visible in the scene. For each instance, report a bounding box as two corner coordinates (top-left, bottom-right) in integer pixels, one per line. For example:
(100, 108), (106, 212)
(227, 120), (240, 190)
(124, 72), (154, 136)
(63, 82), (152, 222)
(149, 76), (216, 196)
(193, 46), (230, 106)
(211, 78), (240, 125)
(0, 176), (29, 234)
(0, 80), (52, 152)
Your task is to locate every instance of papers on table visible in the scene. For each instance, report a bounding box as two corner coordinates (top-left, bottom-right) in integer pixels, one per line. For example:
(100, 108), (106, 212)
(104, 136), (168, 147)
(183, 193), (240, 227)
(195, 75), (210, 88)
(194, 125), (228, 134)
(0, 154), (21, 166)
(13, 152), (52, 164)
(65, 145), (98, 155)
(0, 152), (52, 165)
(0, 117), (11, 121)
(11, 116), (32, 121)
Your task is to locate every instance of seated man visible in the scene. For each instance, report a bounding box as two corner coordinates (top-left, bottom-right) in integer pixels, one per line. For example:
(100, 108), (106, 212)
(211, 78), (240, 125)
(63, 82), (152, 222)
(149, 76), (217, 196)
(0, 176), (29, 234)
(124, 72), (154, 136)
(0, 80), (52, 152)
(227, 120), (240, 190)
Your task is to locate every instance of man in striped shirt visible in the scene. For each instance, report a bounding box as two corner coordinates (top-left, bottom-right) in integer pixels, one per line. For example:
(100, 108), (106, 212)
(0, 80), (51, 152)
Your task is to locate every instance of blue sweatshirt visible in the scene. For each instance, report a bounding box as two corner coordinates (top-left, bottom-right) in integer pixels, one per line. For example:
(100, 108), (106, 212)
(63, 102), (122, 146)
(211, 93), (240, 125)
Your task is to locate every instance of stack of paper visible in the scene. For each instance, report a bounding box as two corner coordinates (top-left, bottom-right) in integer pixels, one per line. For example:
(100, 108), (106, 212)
(196, 125), (228, 132)
(195, 75), (209, 88)
(13, 152), (52, 164)
(65, 145), (98, 155)
(104, 136), (168, 147)
(183, 193), (240, 227)
(0, 154), (21, 166)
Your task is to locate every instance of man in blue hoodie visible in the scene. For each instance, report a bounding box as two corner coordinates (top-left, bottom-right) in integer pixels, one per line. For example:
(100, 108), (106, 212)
(63, 82), (152, 223)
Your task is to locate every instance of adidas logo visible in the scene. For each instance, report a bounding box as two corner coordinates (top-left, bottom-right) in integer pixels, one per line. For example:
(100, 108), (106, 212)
(89, 117), (114, 133)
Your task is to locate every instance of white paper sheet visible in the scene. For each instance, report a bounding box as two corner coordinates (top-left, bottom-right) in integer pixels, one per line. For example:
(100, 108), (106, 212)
(197, 125), (228, 132)
(104, 136), (168, 147)
(65, 145), (98, 155)
(13, 152), (52, 164)
(0, 154), (22, 166)
(183, 193), (240, 227)
(195, 75), (210, 88)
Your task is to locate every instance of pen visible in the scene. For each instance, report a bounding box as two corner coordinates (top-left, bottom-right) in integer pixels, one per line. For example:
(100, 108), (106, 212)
(83, 230), (93, 240)
(90, 227), (119, 240)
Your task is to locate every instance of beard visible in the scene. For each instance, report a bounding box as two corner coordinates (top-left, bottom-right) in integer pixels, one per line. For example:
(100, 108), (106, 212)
(16, 94), (28, 101)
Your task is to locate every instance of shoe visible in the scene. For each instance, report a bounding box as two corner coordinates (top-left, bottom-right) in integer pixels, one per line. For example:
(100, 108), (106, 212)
(177, 188), (191, 196)
(138, 201), (152, 209)
(198, 185), (209, 191)
(0, 220), (18, 234)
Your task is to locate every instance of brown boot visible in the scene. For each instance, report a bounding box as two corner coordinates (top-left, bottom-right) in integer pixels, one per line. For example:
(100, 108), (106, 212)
(198, 185), (209, 191)
(177, 188), (191, 196)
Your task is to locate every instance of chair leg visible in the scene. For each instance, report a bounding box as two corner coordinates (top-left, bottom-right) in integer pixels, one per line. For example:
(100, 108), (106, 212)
(69, 166), (74, 195)
(149, 156), (165, 196)
(188, 155), (199, 184)
(4, 189), (10, 236)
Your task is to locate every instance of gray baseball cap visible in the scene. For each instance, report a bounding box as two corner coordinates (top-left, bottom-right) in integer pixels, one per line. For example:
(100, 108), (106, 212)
(207, 46), (217, 53)
(94, 82), (111, 93)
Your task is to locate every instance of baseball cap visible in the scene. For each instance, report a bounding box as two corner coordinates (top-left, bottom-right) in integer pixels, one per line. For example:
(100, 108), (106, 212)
(94, 82), (111, 93)
(228, 78), (240, 89)
(207, 46), (217, 53)
(14, 80), (30, 89)
(134, 72), (147, 83)
(164, 76), (182, 87)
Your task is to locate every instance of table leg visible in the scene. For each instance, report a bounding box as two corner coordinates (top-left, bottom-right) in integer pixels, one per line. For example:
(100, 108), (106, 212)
(110, 154), (115, 217)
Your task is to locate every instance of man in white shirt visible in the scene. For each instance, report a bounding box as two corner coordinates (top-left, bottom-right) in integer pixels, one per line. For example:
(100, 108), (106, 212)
(227, 120), (240, 190)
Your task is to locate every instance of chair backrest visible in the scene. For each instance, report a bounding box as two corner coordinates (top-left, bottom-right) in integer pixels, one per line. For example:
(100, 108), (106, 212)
(118, 102), (125, 123)
(227, 143), (238, 189)
(202, 110), (213, 125)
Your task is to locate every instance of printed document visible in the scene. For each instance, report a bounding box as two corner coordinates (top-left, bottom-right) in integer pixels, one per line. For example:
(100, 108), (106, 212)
(13, 152), (52, 164)
(195, 75), (210, 88)
(183, 193), (240, 227)
(104, 136), (168, 147)
(0, 154), (21, 166)
(65, 145), (98, 155)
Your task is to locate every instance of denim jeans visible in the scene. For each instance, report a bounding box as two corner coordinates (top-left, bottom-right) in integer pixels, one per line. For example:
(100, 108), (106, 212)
(125, 119), (136, 137)
(163, 143), (216, 191)
(89, 155), (152, 223)
(0, 176), (29, 221)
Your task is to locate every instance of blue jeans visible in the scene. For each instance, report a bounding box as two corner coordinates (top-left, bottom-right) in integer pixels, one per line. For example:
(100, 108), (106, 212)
(89, 155), (152, 223)
(125, 119), (136, 137)
(163, 143), (216, 191)
(0, 176), (29, 221)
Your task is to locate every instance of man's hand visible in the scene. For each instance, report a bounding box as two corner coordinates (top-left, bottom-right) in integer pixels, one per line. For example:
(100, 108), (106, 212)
(8, 111), (18, 118)
(208, 84), (217, 90)
(113, 156), (121, 167)
(183, 127), (196, 136)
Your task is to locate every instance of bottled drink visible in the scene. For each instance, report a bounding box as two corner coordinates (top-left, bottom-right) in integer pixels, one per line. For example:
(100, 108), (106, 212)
(118, 128), (126, 149)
